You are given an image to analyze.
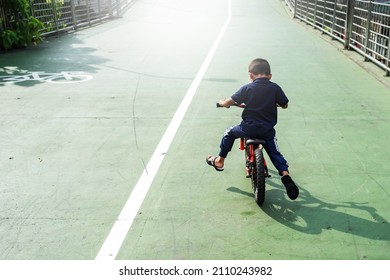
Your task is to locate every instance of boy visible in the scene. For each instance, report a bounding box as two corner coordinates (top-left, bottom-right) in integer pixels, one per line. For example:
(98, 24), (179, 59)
(206, 58), (299, 200)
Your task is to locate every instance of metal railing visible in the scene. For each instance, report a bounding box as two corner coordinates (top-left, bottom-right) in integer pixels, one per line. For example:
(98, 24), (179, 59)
(2, 0), (389, 76)
(1, 0), (134, 37)
(283, 0), (390, 76)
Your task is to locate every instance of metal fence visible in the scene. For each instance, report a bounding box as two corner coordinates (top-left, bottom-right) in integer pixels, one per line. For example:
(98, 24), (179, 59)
(2, 0), (389, 75)
(283, 0), (390, 76)
(1, 0), (134, 37)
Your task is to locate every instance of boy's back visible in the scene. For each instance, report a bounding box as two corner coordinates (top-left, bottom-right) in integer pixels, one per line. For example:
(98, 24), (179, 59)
(232, 77), (288, 130)
(231, 77), (289, 139)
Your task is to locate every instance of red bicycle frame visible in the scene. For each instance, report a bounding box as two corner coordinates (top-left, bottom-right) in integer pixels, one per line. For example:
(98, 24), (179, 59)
(240, 138), (270, 178)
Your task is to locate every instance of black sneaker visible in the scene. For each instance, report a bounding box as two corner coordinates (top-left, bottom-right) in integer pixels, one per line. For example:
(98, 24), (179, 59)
(281, 175), (299, 200)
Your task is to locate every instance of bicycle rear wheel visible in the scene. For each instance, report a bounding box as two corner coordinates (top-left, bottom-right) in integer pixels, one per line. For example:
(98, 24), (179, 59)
(252, 147), (266, 206)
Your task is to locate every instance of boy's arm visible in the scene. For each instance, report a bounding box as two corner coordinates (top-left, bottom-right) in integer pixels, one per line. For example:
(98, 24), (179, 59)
(218, 98), (237, 108)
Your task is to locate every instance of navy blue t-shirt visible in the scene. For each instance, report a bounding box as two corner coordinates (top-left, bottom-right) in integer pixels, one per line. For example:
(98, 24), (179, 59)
(231, 78), (288, 137)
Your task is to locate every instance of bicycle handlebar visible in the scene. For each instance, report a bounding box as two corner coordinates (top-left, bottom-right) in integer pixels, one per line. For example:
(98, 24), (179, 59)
(216, 102), (245, 108)
(216, 102), (282, 108)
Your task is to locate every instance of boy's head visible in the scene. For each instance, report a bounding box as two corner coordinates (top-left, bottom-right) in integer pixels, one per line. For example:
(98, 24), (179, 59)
(248, 58), (271, 80)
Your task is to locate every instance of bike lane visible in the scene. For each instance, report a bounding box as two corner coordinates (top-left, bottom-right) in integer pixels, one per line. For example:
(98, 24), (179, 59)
(0, 0), (228, 259)
(116, 0), (390, 260)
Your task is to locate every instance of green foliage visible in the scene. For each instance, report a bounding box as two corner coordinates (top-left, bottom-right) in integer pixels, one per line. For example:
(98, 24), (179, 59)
(16, 16), (44, 46)
(0, 0), (44, 51)
(2, 0), (30, 17)
(0, 29), (19, 50)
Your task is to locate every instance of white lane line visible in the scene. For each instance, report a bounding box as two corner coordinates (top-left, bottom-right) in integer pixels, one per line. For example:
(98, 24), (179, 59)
(95, 0), (232, 260)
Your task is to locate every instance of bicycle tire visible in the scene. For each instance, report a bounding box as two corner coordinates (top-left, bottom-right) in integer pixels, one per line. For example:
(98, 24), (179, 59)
(253, 147), (266, 206)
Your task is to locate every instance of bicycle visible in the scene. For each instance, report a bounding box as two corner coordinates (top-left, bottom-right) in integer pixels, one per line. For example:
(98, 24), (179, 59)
(216, 102), (270, 206)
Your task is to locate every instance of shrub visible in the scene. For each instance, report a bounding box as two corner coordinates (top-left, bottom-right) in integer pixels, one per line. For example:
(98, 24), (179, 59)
(0, 0), (44, 51)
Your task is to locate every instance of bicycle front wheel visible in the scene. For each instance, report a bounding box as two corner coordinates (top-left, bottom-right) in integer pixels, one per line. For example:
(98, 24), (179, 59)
(253, 147), (266, 206)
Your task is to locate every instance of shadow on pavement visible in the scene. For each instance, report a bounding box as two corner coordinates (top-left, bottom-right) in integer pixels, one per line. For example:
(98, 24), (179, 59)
(227, 182), (390, 241)
(0, 34), (108, 88)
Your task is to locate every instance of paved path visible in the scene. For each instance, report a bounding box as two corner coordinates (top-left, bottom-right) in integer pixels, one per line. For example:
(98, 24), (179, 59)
(0, 0), (389, 260)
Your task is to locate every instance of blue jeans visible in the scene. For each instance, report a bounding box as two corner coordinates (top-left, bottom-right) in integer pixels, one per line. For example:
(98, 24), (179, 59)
(218, 123), (289, 175)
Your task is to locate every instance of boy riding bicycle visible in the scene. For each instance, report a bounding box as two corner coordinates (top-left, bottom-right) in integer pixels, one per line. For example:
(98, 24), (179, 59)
(206, 58), (299, 200)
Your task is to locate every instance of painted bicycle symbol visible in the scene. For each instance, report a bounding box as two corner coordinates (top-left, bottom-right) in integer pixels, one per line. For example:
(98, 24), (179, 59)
(0, 71), (93, 85)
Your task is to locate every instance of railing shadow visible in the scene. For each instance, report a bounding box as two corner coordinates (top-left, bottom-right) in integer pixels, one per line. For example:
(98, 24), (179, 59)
(0, 34), (109, 88)
(228, 179), (390, 241)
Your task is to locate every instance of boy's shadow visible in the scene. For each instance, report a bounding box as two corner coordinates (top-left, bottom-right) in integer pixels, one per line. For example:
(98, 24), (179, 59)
(227, 177), (390, 241)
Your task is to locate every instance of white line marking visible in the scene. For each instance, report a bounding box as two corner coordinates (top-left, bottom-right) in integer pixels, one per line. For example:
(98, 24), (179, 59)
(95, 0), (232, 260)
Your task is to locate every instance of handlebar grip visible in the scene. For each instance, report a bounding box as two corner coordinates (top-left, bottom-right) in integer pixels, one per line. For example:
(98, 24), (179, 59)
(216, 102), (245, 108)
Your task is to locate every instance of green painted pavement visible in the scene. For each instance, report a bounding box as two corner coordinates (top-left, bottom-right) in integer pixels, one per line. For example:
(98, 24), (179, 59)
(0, 0), (389, 260)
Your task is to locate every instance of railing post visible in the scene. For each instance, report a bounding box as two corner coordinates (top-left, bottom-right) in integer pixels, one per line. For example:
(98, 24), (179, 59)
(292, 0), (297, 18)
(108, 0), (113, 18)
(97, 0), (101, 17)
(87, 0), (91, 25)
(116, 0), (121, 16)
(29, 1), (35, 19)
(322, 0), (327, 32)
(305, 0), (309, 19)
(386, 38), (390, 76)
(51, 0), (60, 34)
(331, 0), (337, 35)
(363, 1), (373, 61)
(344, 0), (355, 49)
(70, 0), (77, 29)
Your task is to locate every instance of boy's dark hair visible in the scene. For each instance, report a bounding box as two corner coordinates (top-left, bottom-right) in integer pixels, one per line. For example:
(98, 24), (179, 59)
(248, 58), (271, 75)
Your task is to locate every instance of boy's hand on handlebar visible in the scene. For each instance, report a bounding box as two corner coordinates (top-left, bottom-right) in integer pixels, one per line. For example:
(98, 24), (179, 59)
(216, 102), (225, 108)
(217, 99), (230, 108)
(217, 98), (236, 108)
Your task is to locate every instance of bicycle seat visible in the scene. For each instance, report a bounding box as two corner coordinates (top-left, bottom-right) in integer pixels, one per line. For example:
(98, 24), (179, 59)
(246, 138), (266, 146)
